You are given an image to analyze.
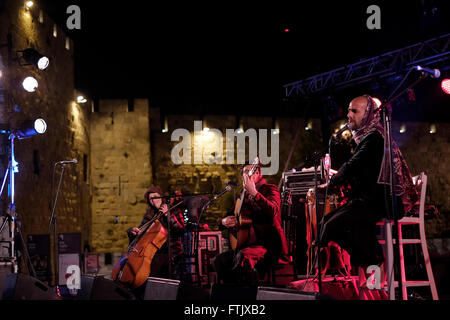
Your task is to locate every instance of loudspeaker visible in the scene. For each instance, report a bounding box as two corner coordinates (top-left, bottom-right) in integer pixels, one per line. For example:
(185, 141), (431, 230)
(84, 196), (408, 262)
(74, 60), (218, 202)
(144, 277), (180, 300)
(210, 283), (257, 301)
(76, 275), (136, 300)
(2, 274), (60, 300)
(177, 282), (210, 301)
(256, 286), (323, 300)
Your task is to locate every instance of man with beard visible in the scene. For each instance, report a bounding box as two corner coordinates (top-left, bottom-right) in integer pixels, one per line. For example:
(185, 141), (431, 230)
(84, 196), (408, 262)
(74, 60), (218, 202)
(318, 95), (418, 293)
(212, 160), (288, 285)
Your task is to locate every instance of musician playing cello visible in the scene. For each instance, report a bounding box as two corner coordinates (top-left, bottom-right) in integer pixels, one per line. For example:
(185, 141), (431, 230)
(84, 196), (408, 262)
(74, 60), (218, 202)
(212, 160), (288, 285)
(127, 187), (185, 292)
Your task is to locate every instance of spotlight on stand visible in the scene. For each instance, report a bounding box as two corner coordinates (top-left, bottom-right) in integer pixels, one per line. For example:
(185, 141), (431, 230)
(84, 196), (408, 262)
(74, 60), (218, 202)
(25, 1), (34, 10)
(14, 118), (47, 139)
(18, 48), (49, 70)
(76, 95), (87, 103)
(22, 76), (38, 92)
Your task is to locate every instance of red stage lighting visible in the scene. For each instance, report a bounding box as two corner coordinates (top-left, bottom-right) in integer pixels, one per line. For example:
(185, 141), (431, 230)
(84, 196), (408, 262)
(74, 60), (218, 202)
(441, 79), (450, 95)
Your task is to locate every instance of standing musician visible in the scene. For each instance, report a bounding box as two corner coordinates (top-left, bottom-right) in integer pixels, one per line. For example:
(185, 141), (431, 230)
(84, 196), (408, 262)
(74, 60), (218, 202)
(212, 160), (289, 285)
(127, 187), (185, 291)
(317, 95), (418, 286)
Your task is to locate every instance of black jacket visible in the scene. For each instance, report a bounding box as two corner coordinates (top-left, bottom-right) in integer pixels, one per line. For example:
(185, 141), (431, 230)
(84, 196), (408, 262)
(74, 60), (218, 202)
(329, 130), (398, 219)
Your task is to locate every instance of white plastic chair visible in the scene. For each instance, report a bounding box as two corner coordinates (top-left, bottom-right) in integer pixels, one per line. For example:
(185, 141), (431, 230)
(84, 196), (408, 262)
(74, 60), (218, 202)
(376, 172), (438, 300)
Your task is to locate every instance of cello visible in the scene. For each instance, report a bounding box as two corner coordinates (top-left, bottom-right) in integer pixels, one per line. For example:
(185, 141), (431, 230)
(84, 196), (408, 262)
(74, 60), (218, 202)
(229, 157), (259, 250)
(111, 200), (184, 289)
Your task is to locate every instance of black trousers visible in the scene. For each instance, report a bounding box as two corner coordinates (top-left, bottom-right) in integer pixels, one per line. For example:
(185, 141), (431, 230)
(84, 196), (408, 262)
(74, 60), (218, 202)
(319, 199), (384, 268)
(212, 250), (262, 285)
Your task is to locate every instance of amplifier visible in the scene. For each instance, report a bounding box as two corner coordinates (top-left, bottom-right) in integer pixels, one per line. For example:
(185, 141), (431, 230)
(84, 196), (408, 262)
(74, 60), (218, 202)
(281, 170), (324, 196)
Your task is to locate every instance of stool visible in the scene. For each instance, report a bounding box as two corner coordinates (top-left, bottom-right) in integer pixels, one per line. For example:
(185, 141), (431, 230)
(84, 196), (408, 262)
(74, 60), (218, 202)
(377, 172), (438, 300)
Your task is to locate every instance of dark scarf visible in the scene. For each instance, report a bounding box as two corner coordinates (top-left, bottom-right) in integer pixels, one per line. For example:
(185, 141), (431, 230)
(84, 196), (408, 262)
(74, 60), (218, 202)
(351, 95), (418, 212)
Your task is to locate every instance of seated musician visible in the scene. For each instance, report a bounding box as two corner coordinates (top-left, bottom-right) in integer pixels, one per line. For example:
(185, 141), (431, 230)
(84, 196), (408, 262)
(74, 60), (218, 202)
(127, 187), (185, 286)
(212, 160), (289, 285)
(318, 95), (418, 285)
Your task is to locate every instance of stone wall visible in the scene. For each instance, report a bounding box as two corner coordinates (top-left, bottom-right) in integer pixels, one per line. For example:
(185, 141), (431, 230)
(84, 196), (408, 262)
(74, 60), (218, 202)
(150, 112), (322, 232)
(0, 0), (90, 279)
(90, 99), (152, 252)
(392, 121), (450, 237)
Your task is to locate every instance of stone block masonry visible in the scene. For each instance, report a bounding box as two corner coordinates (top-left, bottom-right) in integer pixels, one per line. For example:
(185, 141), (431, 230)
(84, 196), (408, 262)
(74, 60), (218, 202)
(90, 99), (152, 252)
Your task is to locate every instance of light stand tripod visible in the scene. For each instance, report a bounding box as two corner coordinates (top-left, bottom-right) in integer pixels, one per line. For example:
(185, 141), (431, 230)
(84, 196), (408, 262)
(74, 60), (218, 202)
(0, 133), (36, 277)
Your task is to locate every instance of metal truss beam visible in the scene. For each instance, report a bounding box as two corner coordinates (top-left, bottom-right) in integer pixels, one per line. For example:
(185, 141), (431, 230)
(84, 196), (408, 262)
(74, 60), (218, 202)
(283, 33), (450, 98)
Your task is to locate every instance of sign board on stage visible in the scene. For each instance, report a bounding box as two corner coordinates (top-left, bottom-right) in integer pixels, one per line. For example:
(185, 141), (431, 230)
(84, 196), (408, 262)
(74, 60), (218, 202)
(58, 233), (82, 287)
(27, 234), (51, 283)
(84, 253), (99, 274)
(59, 253), (80, 286)
(58, 233), (81, 254)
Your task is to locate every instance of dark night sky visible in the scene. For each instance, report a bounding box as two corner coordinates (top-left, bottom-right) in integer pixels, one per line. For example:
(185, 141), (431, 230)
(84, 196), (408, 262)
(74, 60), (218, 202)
(39, 0), (450, 117)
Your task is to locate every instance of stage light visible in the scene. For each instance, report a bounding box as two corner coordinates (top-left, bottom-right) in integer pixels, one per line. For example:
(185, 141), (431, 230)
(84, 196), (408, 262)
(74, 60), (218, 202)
(22, 76), (38, 92)
(305, 120), (312, 131)
(76, 95), (87, 103)
(19, 48), (49, 70)
(25, 1), (34, 9)
(161, 115), (168, 133)
(441, 79), (450, 95)
(14, 118), (47, 139)
(429, 124), (436, 134)
(399, 124), (406, 134)
(372, 97), (382, 108)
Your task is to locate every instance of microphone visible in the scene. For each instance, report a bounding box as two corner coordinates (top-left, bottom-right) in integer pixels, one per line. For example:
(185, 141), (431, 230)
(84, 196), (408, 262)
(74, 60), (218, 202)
(413, 65), (440, 78)
(333, 123), (352, 139)
(57, 159), (78, 165)
(213, 185), (232, 200)
(226, 181), (238, 187)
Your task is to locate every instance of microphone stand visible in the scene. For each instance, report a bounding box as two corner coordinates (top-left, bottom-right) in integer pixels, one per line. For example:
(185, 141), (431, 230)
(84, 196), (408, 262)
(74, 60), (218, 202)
(376, 71), (428, 300)
(312, 156), (322, 295)
(194, 187), (231, 286)
(48, 163), (67, 288)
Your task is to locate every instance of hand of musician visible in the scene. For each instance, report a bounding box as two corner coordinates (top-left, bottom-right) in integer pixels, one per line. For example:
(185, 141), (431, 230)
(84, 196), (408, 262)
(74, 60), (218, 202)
(317, 182), (329, 189)
(221, 216), (237, 228)
(160, 204), (169, 215)
(129, 227), (141, 236)
(243, 174), (258, 197)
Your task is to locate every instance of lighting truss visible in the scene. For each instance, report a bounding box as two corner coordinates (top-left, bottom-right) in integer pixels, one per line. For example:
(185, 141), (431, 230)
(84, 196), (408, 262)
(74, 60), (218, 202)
(283, 33), (450, 98)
